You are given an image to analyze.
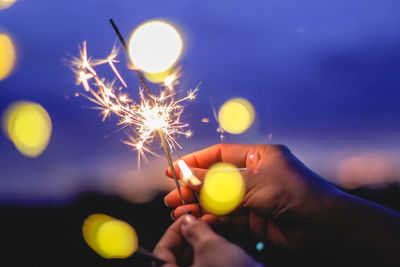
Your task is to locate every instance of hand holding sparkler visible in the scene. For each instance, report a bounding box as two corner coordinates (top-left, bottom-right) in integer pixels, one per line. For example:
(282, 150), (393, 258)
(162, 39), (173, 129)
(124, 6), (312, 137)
(154, 215), (261, 267)
(164, 143), (400, 267)
(165, 143), (337, 238)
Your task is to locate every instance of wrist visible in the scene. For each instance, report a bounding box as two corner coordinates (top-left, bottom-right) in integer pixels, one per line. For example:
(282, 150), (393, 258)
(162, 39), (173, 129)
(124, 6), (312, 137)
(310, 187), (400, 266)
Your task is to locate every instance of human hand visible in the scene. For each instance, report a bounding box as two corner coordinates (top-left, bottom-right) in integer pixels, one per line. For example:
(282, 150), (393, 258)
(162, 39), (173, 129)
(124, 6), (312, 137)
(164, 144), (400, 266)
(153, 214), (260, 267)
(164, 144), (339, 250)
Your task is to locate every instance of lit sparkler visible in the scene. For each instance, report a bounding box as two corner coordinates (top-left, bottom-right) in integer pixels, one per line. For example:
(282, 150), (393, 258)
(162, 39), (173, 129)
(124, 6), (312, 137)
(70, 41), (197, 162)
(69, 20), (199, 213)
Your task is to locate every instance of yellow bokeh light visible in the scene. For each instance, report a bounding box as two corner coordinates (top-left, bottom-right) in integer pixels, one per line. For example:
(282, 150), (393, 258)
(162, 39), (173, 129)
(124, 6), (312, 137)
(0, 0), (17, 10)
(143, 68), (172, 84)
(200, 163), (245, 215)
(82, 214), (138, 259)
(2, 101), (52, 157)
(97, 220), (138, 258)
(0, 34), (16, 80)
(128, 20), (183, 73)
(83, 214), (113, 256)
(218, 98), (255, 134)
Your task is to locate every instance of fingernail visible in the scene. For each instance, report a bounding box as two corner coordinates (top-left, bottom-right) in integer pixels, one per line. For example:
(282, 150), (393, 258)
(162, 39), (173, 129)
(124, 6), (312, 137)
(170, 211), (176, 221)
(182, 214), (195, 225)
(180, 172), (189, 185)
(164, 196), (170, 207)
(189, 175), (201, 186)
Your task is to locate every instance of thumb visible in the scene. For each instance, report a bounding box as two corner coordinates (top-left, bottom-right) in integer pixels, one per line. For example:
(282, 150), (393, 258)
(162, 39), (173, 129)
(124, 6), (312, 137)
(180, 215), (217, 249)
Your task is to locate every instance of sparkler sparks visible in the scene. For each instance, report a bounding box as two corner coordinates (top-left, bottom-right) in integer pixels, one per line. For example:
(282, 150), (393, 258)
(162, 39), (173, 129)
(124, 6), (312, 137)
(69, 19), (197, 215)
(163, 67), (181, 90)
(122, 136), (161, 172)
(210, 97), (225, 142)
(70, 41), (197, 169)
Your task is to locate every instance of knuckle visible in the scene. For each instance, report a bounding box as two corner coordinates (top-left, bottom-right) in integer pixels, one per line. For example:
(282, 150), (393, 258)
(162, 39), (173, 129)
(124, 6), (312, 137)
(211, 143), (221, 150)
(213, 143), (224, 154)
(196, 235), (220, 253)
(187, 220), (205, 233)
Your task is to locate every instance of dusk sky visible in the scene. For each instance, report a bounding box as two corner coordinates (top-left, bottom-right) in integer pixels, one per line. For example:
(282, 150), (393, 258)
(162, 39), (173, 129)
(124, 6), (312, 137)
(1, 0), (399, 203)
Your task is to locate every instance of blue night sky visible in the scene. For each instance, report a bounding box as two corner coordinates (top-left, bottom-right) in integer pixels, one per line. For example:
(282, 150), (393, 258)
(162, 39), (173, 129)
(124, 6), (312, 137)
(0, 0), (399, 203)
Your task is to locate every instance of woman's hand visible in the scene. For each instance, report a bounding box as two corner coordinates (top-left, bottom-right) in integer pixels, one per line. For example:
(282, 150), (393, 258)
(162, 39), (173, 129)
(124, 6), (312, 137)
(164, 144), (400, 266)
(153, 215), (260, 267)
(164, 144), (337, 250)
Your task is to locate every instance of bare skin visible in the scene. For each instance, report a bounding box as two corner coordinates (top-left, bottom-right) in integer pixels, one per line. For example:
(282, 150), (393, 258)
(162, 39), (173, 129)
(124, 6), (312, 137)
(161, 144), (400, 266)
(153, 215), (261, 267)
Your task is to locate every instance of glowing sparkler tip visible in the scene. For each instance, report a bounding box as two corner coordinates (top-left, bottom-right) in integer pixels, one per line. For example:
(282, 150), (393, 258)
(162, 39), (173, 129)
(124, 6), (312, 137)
(137, 141), (143, 150)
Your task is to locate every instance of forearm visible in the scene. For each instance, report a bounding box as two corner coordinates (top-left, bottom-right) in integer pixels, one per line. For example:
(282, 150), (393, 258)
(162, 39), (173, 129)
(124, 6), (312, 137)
(321, 190), (400, 266)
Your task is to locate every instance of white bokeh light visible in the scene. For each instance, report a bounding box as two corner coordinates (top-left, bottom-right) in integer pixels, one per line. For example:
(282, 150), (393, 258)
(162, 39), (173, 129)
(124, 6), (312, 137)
(128, 20), (183, 73)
